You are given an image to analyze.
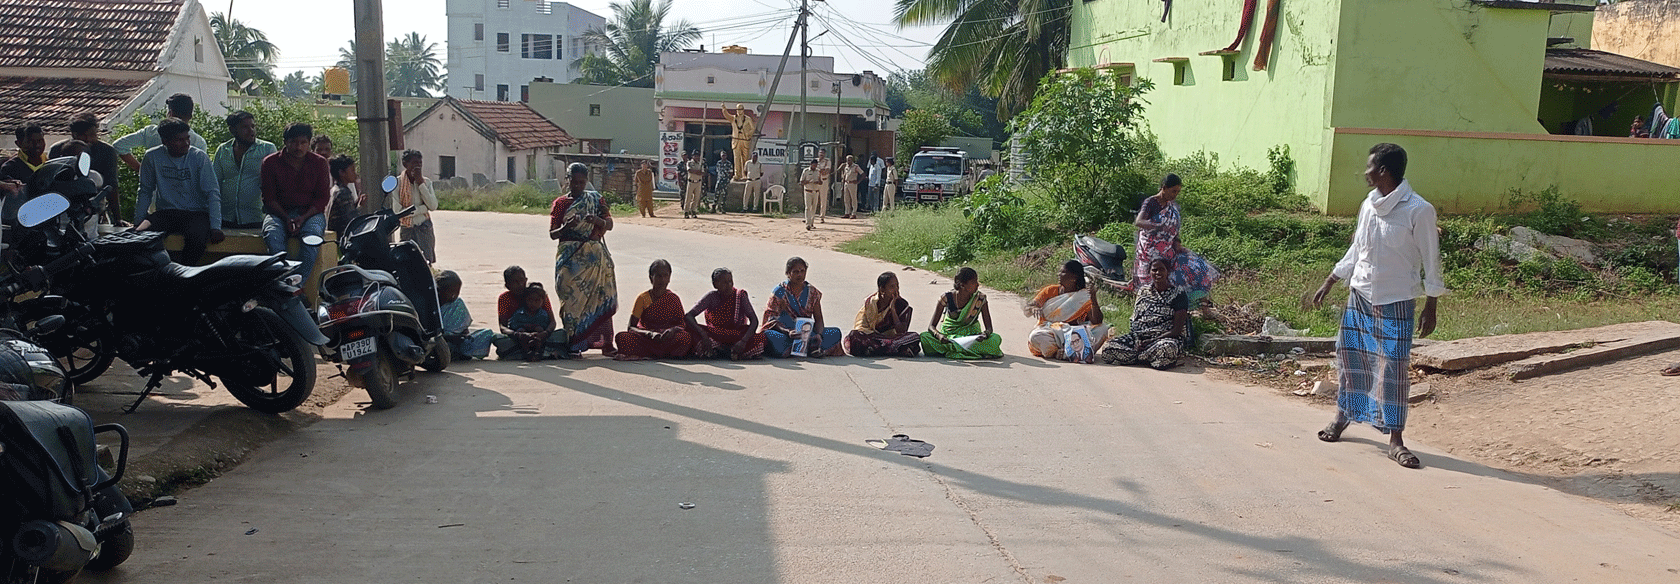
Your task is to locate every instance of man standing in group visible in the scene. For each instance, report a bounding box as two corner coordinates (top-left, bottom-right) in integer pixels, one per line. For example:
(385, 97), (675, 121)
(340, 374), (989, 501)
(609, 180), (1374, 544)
(135, 119), (223, 265)
(800, 158), (823, 231)
(49, 113), (124, 226)
(1, 124), (48, 224)
(882, 157), (898, 211)
(261, 123), (331, 277)
(214, 111), (276, 230)
(742, 151), (763, 212)
(839, 154), (862, 219)
(867, 153), (885, 214)
(815, 149), (832, 223)
(1310, 143), (1445, 470)
(113, 93), (207, 171)
(683, 151), (706, 219)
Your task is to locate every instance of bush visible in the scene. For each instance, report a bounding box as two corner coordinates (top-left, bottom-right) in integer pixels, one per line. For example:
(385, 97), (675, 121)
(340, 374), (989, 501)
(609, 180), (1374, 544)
(1504, 186), (1584, 237)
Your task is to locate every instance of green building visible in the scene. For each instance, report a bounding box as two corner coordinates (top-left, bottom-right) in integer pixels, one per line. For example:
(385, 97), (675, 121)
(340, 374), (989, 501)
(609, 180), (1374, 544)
(1070, 0), (1680, 214)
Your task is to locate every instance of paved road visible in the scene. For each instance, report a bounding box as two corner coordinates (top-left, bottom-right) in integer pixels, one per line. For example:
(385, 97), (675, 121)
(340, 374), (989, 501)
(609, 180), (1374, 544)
(85, 211), (1679, 583)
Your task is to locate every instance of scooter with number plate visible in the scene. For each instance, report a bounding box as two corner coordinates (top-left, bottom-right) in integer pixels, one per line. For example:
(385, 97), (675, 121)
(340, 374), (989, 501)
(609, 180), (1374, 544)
(314, 176), (448, 409)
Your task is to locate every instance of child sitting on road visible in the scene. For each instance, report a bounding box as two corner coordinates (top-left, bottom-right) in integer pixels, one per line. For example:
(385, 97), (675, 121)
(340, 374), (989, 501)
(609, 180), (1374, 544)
(437, 270), (493, 359)
(499, 284), (559, 361)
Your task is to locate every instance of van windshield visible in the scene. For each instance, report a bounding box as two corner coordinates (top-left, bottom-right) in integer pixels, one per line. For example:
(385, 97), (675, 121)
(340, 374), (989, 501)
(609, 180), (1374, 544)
(911, 156), (962, 176)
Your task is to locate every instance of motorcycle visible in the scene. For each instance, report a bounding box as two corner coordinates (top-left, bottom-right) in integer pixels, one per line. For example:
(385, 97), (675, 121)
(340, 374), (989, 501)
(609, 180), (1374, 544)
(8, 157), (329, 414)
(0, 355), (133, 583)
(315, 175), (448, 409)
(1074, 233), (1130, 292)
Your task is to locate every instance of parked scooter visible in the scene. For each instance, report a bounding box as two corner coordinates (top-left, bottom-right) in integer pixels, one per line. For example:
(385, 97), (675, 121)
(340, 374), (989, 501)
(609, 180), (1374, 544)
(6, 158), (329, 414)
(315, 176), (448, 409)
(1074, 233), (1130, 292)
(0, 355), (133, 583)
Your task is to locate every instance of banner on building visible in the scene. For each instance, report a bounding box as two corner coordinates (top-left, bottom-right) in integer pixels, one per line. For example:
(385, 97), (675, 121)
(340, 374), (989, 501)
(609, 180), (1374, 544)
(799, 141), (820, 165)
(753, 139), (787, 166)
(657, 131), (684, 192)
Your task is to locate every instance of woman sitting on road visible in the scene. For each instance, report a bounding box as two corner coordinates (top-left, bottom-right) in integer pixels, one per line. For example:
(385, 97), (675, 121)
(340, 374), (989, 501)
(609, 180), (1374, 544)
(615, 259), (695, 361)
(845, 271), (921, 357)
(685, 268), (767, 360)
(1100, 258), (1190, 369)
(1026, 260), (1110, 363)
(762, 257), (843, 357)
(1128, 173), (1220, 307)
(920, 267), (1003, 359)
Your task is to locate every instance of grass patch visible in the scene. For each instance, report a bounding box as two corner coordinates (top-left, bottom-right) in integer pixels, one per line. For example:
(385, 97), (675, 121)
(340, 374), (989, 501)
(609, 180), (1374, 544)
(437, 184), (634, 216)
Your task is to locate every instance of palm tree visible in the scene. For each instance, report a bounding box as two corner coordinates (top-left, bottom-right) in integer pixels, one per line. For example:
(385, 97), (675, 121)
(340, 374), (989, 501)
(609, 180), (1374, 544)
(893, 0), (1073, 119)
(386, 33), (444, 97)
(211, 12), (280, 90)
(279, 70), (311, 99)
(336, 39), (358, 82)
(572, 0), (701, 88)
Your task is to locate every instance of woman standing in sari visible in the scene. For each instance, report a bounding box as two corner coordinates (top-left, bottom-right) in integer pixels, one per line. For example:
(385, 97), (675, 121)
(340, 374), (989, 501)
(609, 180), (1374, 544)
(1101, 258), (1190, 369)
(921, 267), (1003, 359)
(550, 162), (617, 357)
(615, 259), (693, 360)
(1129, 174), (1220, 305)
(763, 257), (843, 357)
(845, 272), (920, 357)
(1026, 260), (1109, 362)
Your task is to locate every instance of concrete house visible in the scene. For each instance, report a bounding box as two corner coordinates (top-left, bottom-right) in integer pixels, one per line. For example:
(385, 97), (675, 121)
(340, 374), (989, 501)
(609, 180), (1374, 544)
(1070, 0), (1680, 214)
(0, 0), (232, 138)
(445, 0), (604, 100)
(404, 96), (577, 184)
(653, 48), (892, 192)
(525, 79), (658, 155)
(1594, 0), (1680, 69)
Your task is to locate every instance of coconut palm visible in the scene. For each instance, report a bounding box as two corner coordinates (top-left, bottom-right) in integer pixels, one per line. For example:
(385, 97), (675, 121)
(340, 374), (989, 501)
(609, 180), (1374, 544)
(386, 33), (444, 97)
(211, 12), (281, 90)
(572, 0), (701, 88)
(893, 0), (1073, 119)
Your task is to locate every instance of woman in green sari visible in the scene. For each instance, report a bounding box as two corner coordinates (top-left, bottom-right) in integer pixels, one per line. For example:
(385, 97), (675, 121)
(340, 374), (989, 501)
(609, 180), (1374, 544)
(920, 267), (1003, 359)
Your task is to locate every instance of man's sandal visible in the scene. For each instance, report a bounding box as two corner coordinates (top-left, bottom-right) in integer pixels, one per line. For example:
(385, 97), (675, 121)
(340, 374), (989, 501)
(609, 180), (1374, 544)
(1317, 420), (1350, 443)
(1388, 446), (1422, 469)
(1662, 363), (1680, 376)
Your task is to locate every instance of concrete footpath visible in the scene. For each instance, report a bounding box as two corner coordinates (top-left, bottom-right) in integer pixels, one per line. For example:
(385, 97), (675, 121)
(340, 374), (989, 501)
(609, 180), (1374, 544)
(72, 211), (1680, 583)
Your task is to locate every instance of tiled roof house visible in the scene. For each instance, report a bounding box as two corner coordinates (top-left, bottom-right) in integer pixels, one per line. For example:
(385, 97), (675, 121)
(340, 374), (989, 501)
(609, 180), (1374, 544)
(404, 97), (577, 184)
(0, 0), (231, 137)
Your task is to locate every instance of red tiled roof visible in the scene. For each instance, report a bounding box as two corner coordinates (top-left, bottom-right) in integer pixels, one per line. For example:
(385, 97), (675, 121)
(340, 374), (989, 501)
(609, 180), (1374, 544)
(453, 99), (576, 150)
(0, 76), (148, 134)
(0, 0), (184, 72)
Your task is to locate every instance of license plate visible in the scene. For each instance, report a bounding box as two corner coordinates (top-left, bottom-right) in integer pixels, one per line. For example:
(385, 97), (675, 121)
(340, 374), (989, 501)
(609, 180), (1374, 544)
(341, 337), (376, 360)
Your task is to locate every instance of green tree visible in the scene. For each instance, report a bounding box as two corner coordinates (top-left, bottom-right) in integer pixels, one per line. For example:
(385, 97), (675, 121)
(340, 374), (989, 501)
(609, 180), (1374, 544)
(895, 109), (957, 163)
(573, 0), (700, 88)
(279, 71), (311, 99)
(893, 0), (1074, 119)
(386, 33), (444, 97)
(211, 12), (280, 91)
(1012, 69), (1152, 170)
(886, 70), (1007, 147)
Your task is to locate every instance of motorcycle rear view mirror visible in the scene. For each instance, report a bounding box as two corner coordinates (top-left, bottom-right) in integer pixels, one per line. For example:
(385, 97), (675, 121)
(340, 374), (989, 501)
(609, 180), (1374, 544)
(300, 234), (325, 246)
(77, 152), (91, 177)
(17, 193), (70, 227)
(381, 175), (399, 194)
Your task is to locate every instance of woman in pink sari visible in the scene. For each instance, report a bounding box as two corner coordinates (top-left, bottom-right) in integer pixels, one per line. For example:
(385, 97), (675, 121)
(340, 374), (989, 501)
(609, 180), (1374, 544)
(1128, 173), (1220, 305)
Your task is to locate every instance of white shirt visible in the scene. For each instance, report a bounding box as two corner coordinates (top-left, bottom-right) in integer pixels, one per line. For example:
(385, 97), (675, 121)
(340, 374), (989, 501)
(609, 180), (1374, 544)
(744, 159), (762, 180)
(1332, 180), (1448, 306)
(868, 159), (884, 183)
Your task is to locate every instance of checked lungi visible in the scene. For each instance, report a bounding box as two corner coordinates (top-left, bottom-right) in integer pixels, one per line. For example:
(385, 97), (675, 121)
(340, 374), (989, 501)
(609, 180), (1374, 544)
(1336, 290), (1415, 433)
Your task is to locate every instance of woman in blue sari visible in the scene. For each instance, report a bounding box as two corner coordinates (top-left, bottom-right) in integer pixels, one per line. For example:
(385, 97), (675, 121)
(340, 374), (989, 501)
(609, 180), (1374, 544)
(762, 257), (843, 357)
(549, 163), (617, 357)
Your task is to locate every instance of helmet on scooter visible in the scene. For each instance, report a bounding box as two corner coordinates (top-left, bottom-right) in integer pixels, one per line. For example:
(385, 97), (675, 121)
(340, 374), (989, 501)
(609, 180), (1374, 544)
(26, 155), (98, 206)
(0, 337), (69, 403)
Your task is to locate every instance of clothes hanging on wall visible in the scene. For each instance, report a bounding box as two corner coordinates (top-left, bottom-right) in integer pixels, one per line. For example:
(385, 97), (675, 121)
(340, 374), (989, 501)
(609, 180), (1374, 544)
(1651, 103), (1670, 138)
(1573, 116), (1593, 136)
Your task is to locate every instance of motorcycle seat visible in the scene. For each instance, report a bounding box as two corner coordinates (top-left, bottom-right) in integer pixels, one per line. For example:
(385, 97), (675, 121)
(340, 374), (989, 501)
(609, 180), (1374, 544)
(1077, 235), (1126, 260)
(323, 265), (399, 288)
(158, 253), (288, 287)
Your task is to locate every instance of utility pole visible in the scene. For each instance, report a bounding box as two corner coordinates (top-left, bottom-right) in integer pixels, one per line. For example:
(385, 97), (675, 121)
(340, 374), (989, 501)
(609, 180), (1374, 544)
(798, 0), (809, 203)
(353, 0), (389, 212)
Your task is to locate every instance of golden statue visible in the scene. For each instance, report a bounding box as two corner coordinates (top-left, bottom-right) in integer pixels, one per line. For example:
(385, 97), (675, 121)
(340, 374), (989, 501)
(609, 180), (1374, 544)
(721, 103), (757, 181)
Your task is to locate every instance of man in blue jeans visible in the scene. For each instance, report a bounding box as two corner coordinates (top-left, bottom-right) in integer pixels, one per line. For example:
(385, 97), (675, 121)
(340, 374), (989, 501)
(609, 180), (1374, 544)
(260, 123), (330, 276)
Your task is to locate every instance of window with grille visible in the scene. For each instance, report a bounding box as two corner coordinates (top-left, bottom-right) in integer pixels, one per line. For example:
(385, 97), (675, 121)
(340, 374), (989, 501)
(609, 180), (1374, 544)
(474, 74), (484, 91)
(521, 34), (554, 59)
(536, 2), (552, 15)
(589, 104), (601, 117)
(497, 33), (509, 52)
(474, 24), (483, 41)
(497, 84), (509, 101)
(497, 0), (509, 8)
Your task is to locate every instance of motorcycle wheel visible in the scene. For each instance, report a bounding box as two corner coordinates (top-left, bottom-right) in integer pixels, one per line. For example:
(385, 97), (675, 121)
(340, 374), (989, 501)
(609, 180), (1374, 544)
(84, 522), (134, 571)
(420, 340), (451, 372)
(221, 307), (317, 414)
(58, 335), (115, 387)
(364, 351), (399, 410)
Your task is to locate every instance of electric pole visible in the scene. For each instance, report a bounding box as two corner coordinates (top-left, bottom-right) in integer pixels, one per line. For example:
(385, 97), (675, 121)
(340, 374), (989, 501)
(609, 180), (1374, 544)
(353, 0), (389, 211)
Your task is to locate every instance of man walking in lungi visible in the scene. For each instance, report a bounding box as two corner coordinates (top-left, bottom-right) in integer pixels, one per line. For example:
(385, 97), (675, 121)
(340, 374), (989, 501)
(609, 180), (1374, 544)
(1309, 143), (1445, 469)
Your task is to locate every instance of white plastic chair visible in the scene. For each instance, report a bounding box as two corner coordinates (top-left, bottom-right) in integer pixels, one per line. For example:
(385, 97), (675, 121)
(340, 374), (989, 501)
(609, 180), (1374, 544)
(763, 184), (786, 215)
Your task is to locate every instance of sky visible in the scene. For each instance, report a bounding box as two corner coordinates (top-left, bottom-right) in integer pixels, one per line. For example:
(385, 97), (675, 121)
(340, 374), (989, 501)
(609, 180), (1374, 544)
(221, 0), (944, 84)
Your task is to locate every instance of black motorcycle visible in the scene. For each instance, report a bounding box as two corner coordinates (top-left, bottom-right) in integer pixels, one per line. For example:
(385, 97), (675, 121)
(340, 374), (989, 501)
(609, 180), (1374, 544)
(8, 159), (329, 414)
(0, 355), (133, 583)
(315, 175), (448, 409)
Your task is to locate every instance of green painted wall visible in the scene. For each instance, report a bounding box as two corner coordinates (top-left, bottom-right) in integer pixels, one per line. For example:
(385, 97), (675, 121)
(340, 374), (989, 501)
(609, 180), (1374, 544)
(1549, 12), (1593, 48)
(527, 82), (658, 155)
(1328, 130), (1680, 214)
(1070, 0), (1345, 203)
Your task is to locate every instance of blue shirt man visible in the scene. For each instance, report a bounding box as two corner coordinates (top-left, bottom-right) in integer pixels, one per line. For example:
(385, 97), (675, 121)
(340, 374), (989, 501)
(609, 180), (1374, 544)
(136, 119), (224, 265)
(213, 110), (276, 228)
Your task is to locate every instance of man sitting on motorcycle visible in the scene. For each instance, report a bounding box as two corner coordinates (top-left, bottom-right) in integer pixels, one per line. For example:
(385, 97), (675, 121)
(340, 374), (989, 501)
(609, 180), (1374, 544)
(136, 119), (225, 265)
(260, 123), (331, 277)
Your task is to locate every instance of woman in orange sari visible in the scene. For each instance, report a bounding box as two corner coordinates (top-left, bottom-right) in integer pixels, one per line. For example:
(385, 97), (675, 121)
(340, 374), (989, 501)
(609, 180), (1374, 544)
(1025, 260), (1109, 363)
(615, 259), (694, 360)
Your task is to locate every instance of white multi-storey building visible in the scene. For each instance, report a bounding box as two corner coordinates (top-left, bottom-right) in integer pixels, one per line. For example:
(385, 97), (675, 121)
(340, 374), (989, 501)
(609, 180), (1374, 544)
(445, 0), (604, 101)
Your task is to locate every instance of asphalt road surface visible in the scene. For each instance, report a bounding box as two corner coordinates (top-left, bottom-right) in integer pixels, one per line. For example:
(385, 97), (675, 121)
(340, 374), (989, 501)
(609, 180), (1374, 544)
(84, 211), (1680, 583)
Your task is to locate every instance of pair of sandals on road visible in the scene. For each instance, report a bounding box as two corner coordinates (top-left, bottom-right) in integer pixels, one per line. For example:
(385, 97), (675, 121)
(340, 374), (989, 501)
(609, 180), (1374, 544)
(1318, 419), (1422, 469)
